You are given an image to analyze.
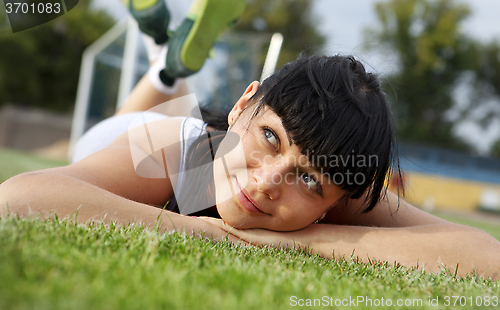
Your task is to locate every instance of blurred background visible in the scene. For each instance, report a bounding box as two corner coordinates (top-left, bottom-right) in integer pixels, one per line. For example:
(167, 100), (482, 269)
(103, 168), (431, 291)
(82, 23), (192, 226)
(0, 0), (499, 218)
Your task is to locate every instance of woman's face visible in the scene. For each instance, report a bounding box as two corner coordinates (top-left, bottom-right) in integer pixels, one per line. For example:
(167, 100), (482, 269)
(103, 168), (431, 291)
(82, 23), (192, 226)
(213, 105), (344, 231)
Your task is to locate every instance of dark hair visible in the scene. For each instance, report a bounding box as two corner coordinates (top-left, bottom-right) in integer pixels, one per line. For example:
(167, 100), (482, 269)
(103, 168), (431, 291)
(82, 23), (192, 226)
(170, 54), (400, 214)
(247, 55), (399, 212)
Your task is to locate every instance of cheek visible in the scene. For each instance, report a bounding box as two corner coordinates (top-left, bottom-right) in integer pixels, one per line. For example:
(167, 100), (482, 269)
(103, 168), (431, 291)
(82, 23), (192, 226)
(276, 193), (327, 227)
(215, 197), (253, 229)
(215, 133), (257, 188)
(215, 133), (250, 170)
(212, 151), (249, 209)
(213, 159), (233, 206)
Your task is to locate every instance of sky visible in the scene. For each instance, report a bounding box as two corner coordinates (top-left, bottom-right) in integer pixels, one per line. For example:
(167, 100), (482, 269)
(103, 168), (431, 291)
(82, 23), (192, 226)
(94, 0), (500, 154)
(312, 0), (500, 154)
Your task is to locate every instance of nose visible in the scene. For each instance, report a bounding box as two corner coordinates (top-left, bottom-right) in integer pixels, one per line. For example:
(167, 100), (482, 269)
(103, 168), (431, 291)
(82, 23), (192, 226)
(252, 163), (287, 200)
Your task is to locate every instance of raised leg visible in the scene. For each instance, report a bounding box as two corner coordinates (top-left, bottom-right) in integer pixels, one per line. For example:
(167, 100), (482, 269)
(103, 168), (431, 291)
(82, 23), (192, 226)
(114, 74), (190, 116)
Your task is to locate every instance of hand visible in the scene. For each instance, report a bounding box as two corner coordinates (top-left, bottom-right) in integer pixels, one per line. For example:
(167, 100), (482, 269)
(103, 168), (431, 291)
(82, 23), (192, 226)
(199, 217), (319, 251)
(162, 214), (249, 245)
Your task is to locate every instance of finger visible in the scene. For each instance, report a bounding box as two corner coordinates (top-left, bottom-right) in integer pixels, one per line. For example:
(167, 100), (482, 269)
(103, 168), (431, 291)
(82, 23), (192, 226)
(197, 216), (217, 220)
(201, 218), (239, 234)
(218, 227), (267, 239)
(198, 217), (226, 228)
(211, 228), (253, 246)
(225, 234), (252, 246)
(198, 217), (220, 223)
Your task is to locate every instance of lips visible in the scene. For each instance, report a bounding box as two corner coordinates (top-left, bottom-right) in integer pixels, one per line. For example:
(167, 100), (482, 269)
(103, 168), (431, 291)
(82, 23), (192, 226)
(235, 178), (266, 214)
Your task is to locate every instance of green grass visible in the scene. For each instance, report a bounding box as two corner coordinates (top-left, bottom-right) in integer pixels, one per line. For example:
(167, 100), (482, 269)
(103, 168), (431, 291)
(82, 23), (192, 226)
(1, 149), (499, 309)
(0, 148), (67, 183)
(1, 217), (499, 310)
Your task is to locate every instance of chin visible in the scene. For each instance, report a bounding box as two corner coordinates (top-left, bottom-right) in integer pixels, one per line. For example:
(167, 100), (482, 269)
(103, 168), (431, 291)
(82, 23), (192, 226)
(215, 203), (256, 229)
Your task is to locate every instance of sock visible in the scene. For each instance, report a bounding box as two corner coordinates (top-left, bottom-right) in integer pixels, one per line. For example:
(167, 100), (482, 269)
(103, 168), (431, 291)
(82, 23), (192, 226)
(141, 33), (164, 63)
(148, 45), (183, 95)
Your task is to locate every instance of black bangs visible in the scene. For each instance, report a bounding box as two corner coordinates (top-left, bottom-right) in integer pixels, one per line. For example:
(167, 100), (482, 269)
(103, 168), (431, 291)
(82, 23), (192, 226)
(251, 55), (399, 212)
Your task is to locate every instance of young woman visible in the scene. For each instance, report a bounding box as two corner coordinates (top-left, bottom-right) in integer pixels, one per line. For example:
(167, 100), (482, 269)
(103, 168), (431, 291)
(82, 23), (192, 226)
(1, 53), (499, 280)
(1, 0), (500, 280)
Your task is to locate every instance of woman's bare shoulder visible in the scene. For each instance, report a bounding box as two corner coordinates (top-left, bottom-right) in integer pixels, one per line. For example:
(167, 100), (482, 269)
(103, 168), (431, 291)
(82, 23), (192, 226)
(23, 116), (190, 206)
(322, 191), (448, 227)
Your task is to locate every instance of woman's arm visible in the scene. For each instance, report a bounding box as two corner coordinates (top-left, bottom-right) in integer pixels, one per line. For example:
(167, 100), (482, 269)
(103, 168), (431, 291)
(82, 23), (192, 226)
(202, 218), (500, 280)
(0, 171), (238, 242)
(0, 120), (240, 242)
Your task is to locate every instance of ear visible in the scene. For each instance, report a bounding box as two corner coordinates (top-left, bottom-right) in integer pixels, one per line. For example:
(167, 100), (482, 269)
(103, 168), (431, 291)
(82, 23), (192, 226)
(228, 81), (260, 125)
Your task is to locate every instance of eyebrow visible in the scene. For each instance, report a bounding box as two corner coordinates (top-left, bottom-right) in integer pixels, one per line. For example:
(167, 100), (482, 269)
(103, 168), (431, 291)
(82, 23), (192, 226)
(307, 163), (329, 178)
(286, 132), (293, 146)
(276, 121), (325, 175)
(304, 156), (331, 177)
(278, 119), (293, 146)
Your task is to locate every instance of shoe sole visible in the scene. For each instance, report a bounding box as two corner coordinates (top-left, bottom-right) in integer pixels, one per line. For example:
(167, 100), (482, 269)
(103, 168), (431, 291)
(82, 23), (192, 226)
(181, 0), (246, 71)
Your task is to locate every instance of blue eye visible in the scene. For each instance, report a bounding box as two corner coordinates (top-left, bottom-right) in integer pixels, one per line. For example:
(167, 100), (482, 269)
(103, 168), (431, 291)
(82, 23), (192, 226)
(301, 173), (322, 195)
(264, 128), (279, 150)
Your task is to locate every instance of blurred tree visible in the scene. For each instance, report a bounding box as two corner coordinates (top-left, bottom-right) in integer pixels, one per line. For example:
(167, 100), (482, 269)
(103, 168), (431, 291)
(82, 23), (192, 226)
(234, 0), (326, 68)
(490, 138), (500, 158)
(477, 42), (500, 97)
(0, 0), (113, 112)
(365, 0), (486, 152)
(471, 41), (500, 130)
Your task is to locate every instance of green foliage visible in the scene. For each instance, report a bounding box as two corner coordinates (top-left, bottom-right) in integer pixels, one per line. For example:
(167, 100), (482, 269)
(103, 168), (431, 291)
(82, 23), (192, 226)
(490, 138), (500, 158)
(365, 0), (489, 152)
(1, 217), (499, 310)
(234, 0), (326, 67)
(476, 42), (500, 99)
(0, 0), (113, 112)
(470, 41), (500, 132)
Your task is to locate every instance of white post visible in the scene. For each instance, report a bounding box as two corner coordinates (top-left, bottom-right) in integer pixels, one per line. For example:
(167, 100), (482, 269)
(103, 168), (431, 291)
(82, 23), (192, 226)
(69, 20), (128, 158)
(260, 33), (284, 83)
(116, 17), (140, 110)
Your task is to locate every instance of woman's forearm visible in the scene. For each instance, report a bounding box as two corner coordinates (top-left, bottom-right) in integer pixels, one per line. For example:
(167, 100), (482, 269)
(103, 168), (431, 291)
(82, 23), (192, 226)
(202, 217), (500, 280)
(0, 173), (237, 242)
(307, 223), (500, 279)
(0, 173), (171, 227)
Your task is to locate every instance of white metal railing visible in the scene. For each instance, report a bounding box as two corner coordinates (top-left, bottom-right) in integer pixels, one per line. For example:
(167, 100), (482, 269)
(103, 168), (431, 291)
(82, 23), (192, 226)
(69, 18), (129, 156)
(69, 16), (283, 158)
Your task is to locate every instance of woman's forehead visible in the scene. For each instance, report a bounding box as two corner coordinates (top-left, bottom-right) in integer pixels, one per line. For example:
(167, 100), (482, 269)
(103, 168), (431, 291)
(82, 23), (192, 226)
(246, 109), (330, 172)
(248, 106), (294, 142)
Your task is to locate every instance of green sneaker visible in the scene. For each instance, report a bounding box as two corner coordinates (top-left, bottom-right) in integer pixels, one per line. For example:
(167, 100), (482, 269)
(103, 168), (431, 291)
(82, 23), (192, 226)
(159, 0), (246, 86)
(125, 0), (170, 44)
